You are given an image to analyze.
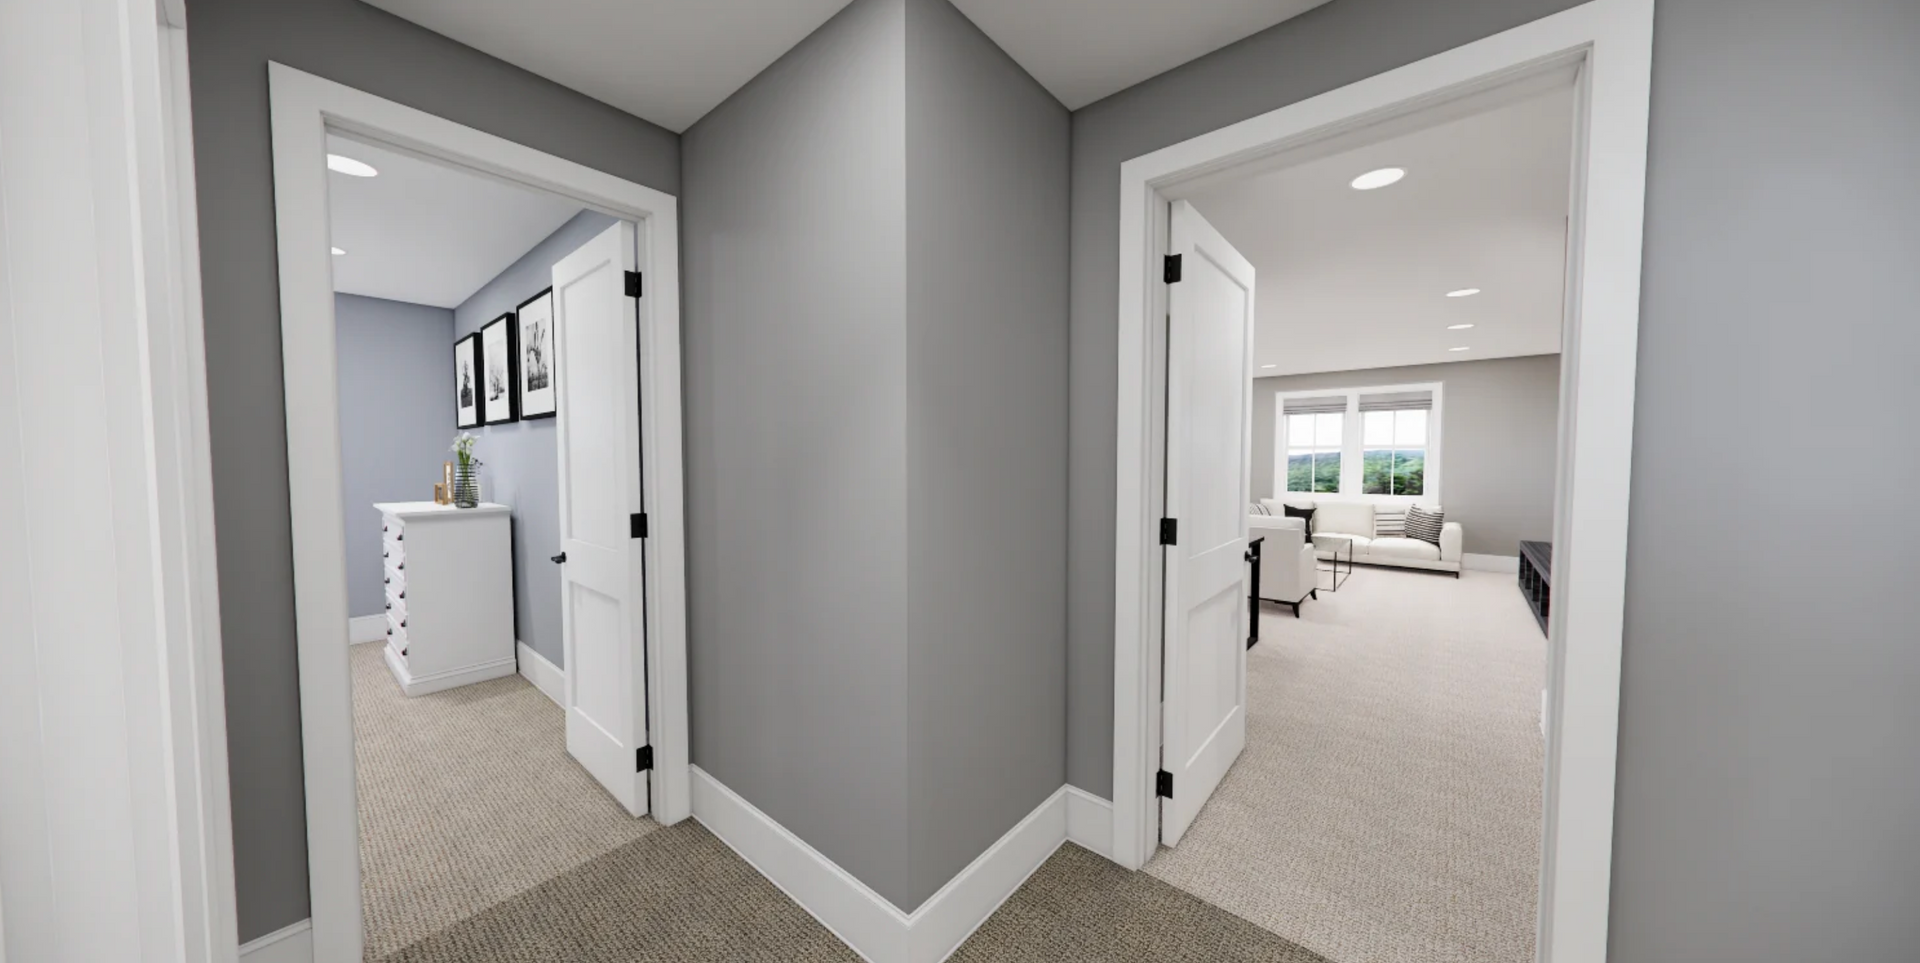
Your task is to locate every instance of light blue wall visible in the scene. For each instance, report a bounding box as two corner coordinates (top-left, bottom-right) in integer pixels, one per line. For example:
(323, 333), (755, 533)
(333, 294), (455, 619)
(453, 209), (616, 669)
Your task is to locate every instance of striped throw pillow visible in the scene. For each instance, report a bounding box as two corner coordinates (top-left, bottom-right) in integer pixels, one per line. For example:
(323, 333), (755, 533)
(1374, 510), (1407, 538)
(1249, 503), (1271, 516)
(1404, 506), (1445, 547)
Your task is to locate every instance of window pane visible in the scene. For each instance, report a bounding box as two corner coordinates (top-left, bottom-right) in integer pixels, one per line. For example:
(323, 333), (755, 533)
(1313, 451), (1342, 493)
(1287, 414), (1314, 447)
(1364, 410), (1394, 447)
(1396, 408), (1428, 446)
(1315, 412), (1344, 447)
(1393, 449), (1424, 496)
(1362, 449), (1391, 494)
(1287, 452), (1314, 492)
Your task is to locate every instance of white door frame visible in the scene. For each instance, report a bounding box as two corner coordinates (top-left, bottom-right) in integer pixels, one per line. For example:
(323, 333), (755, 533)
(266, 63), (691, 963)
(1110, 3), (1652, 962)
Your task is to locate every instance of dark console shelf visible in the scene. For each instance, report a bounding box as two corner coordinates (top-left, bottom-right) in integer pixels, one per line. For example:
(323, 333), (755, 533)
(1518, 540), (1552, 636)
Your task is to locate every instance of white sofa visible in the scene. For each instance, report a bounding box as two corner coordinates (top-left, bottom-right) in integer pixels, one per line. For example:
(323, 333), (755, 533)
(1262, 498), (1463, 576)
(1247, 515), (1317, 616)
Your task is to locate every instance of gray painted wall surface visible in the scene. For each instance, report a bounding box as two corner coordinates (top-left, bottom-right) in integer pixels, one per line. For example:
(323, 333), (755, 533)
(333, 295), (455, 619)
(681, 0), (914, 908)
(1069, 1), (1920, 960)
(1250, 355), (1560, 557)
(452, 209), (616, 669)
(903, 0), (1069, 909)
(183, 0), (678, 939)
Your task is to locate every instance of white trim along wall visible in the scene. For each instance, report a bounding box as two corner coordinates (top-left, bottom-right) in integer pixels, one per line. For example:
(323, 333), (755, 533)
(0, 1), (238, 961)
(266, 63), (690, 963)
(1110, 4), (1653, 963)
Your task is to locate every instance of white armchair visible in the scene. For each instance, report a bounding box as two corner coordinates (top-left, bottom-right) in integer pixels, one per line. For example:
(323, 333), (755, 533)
(1249, 515), (1317, 616)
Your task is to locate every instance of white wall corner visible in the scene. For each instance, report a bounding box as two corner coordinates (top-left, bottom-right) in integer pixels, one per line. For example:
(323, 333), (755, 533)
(516, 641), (565, 707)
(1463, 553), (1520, 574)
(239, 919), (313, 963)
(1064, 787), (1116, 862)
(347, 615), (386, 644)
(689, 767), (1069, 963)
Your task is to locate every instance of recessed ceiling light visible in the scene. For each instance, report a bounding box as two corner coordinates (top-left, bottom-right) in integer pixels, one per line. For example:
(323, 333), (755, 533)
(1446, 323), (1474, 330)
(1448, 346), (1471, 352)
(1446, 288), (1481, 298)
(327, 153), (378, 177)
(331, 246), (345, 256)
(1261, 364), (1277, 369)
(1349, 167), (1405, 190)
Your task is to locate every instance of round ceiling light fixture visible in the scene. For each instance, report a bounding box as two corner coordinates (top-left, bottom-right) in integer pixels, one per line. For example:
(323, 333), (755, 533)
(331, 247), (346, 256)
(1349, 167), (1405, 190)
(1446, 288), (1481, 298)
(327, 153), (378, 177)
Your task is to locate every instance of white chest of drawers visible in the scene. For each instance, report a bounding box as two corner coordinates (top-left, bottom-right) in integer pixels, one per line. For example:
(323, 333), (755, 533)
(374, 501), (516, 696)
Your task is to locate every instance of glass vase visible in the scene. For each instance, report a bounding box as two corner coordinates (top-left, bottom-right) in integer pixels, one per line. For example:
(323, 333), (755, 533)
(453, 460), (480, 509)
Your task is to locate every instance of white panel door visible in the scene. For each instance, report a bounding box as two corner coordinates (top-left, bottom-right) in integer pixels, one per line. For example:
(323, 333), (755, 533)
(1160, 200), (1256, 846)
(553, 220), (649, 816)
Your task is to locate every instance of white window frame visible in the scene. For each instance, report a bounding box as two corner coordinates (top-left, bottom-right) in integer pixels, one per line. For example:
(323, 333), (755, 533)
(1273, 381), (1444, 505)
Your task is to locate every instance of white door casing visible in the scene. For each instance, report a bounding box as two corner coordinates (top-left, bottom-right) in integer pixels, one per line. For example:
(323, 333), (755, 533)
(1158, 200), (1257, 846)
(554, 220), (651, 816)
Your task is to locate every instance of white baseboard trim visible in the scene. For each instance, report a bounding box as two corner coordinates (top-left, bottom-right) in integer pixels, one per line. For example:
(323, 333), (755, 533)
(1064, 787), (1115, 861)
(382, 644), (515, 697)
(239, 918), (312, 963)
(689, 765), (1067, 963)
(348, 614), (386, 644)
(907, 785), (1065, 963)
(1463, 553), (1520, 574)
(517, 640), (565, 707)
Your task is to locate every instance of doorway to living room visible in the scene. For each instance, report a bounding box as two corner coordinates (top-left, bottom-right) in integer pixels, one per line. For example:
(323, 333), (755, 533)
(1107, 3), (1653, 963)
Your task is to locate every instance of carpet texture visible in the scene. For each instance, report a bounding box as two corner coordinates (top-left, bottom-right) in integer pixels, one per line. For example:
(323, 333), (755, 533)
(1145, 568), (1546, 963)
(383, 827), (1329, 963)
(352, 642), (657, 961)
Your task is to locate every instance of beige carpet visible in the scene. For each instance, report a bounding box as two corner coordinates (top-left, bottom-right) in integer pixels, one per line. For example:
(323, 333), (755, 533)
(1145, 567), (1546, 963)
(351, 641), (658, 961)
(384, 827), (1331, 963)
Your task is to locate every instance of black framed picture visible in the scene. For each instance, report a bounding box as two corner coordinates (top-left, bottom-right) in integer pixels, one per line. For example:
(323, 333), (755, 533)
(480, 313), (518, 425)
(515, 287), (556, 420)
(454, 333), (481, 429)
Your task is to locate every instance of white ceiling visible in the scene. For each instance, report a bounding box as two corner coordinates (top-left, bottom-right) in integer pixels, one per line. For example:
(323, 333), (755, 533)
(951, 0), (1333, 109)
(360, 0), (1332, 129)
(326, 135), (584, 308)
(362, 0), (852, 132)
(1186, 85), (1575, 378)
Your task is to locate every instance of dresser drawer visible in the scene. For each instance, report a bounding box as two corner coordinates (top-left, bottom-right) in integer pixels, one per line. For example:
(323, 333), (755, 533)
(386, 611), (409, 648)
(384, 591), (407, 621)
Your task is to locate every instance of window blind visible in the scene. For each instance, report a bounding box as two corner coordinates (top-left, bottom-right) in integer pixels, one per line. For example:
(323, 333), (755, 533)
(1282, 395), (1347, 415)
(1358, 390), (1433, 412)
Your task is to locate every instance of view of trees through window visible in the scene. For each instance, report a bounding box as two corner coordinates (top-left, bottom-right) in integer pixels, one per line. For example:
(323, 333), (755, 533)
(1362, 408), (1426, 496)
(1285, 412), (1343, 493)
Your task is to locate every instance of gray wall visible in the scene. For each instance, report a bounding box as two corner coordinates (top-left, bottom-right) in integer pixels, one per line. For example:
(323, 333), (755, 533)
(333, 295), (455, 618)
(1250, 355), (1560, 557)
(682, 0), (914, 908)
(452, 209), (617, 669)
(1067, 1), (1920, 960)
(183, 0), (679, 940)
(902, 0), (1069, 909)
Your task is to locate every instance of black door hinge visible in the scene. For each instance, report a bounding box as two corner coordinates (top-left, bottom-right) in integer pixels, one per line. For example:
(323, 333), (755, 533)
(636, 745), (654, 772)
(1156, 770), (1174, 798)
(1163, 254), (1182, 284)
(1159, 518), (1178, 546)
(625, 270), (643, 298)
(631, 512), (648, 538)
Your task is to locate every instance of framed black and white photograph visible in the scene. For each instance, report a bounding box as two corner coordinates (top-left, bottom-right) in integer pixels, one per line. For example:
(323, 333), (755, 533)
(480, 312), (518, 425)
(454, 333), (481, 429)
(515, 287), (556, 420)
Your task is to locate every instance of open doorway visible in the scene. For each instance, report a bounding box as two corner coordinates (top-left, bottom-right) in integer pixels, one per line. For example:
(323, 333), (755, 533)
(268, 65), (689, 962)
(324, 131), (660, 958)
(1109, 4), (1652, 963)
